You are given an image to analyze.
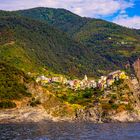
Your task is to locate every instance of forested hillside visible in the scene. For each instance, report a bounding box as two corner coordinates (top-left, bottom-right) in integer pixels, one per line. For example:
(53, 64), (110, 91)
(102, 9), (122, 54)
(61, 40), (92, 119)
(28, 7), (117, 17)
(17, 7), (89, 36)
(0, 12), (94, 77)
(0, 8), (140, 77)
(17, 7), (140, 76)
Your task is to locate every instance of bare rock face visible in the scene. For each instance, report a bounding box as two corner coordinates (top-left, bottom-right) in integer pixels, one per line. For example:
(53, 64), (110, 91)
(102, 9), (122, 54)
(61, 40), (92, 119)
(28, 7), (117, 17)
(133, 58), (140, 83)
(75, 107), (100, 122)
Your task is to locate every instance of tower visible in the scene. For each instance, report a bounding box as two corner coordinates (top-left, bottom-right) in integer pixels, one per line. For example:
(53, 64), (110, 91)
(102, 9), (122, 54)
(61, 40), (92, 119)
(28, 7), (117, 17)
(84, 75), (88, 81)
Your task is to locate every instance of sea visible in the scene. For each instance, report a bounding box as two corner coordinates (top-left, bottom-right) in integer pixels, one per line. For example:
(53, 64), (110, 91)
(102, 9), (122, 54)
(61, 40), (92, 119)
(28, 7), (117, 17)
(0, 121), (140, 140)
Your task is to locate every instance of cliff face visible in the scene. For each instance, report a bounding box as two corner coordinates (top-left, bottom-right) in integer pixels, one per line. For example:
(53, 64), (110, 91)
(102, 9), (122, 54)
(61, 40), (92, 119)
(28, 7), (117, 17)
(0, 79), (140, 123)
(133, 58), (140, 83)
(26, 79), (140, 123)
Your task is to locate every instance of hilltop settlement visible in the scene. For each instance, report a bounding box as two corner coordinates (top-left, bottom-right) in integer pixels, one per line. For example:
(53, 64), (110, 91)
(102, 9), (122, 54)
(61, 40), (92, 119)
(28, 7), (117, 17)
(36, 70), (128, 90)
(0, 62), (140, 123)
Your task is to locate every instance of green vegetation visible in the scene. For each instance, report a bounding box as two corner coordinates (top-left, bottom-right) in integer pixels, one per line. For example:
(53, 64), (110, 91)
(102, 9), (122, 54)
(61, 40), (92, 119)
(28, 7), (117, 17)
(1, 8), (140, 77)
(0, 8), (139, 112)
(16, 7), (89, 36)
(0, 62), (32, 108)
(0, 11), (93, 77)
(16, 7), (140, 76)
(0, 100), (16, 109)
(44, 78), (135, 115)
(0, 8), (139, 117)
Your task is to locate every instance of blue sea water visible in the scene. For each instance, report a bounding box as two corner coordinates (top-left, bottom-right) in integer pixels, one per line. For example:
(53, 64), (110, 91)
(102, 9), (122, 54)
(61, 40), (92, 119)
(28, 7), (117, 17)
(0, 121), (140, 140)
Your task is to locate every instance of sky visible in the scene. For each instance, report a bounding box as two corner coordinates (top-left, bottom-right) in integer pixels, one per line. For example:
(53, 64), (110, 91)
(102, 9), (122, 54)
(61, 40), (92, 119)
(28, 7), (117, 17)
(0, 0), (140, 29)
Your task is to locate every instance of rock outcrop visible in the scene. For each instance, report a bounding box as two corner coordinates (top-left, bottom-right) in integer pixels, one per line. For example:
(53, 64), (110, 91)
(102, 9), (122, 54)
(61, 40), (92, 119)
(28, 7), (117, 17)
(133, 58), (140, 83)
(0, 78), (140, 123)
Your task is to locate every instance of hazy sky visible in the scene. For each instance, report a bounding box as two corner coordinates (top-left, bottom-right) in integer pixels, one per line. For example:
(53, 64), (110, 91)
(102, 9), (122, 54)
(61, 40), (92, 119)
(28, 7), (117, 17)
(0, 0), (140, 29)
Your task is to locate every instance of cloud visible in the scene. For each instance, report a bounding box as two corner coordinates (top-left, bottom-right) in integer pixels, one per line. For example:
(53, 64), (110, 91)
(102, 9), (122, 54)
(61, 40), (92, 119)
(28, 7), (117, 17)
(1, 0), (139, 29)
(0, 0), (134, 17)
(113, 15), (140, 29)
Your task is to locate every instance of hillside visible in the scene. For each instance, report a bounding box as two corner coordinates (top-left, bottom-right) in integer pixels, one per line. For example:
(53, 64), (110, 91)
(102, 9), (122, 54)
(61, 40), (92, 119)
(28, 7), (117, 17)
(73, 19), (140, 64)
(0, 62), (32, 108)
(0, 11), (95, 77)
(0, 10), (122, 77)
(16, 7), (140, 76)
(1, 7), (140, 77)
(17, 7), (89, 36)
(0, 7), (140, 123)
(0, 63), (140, 122)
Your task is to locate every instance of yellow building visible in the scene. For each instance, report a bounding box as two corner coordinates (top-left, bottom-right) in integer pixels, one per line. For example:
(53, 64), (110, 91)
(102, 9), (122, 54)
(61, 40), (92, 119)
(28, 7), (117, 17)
(119, 71), (128, 80)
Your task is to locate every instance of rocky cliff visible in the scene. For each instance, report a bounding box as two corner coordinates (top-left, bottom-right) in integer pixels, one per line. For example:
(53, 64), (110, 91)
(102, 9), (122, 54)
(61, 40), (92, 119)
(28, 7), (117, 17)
(1, 78), (140, 123)
(133, 58), (140, 83)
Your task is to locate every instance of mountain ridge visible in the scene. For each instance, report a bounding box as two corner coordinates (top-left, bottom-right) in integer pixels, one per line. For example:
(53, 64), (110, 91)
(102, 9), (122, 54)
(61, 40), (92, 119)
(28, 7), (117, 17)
(15, 7), (140, 74)
(0, 7), (140, 77)
(0, 11), (95, 77)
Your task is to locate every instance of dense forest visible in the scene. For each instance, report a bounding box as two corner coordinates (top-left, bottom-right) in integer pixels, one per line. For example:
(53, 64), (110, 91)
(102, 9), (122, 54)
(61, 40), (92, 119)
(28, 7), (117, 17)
(17, 7), (140, 74)
(0, 8), (140, 77)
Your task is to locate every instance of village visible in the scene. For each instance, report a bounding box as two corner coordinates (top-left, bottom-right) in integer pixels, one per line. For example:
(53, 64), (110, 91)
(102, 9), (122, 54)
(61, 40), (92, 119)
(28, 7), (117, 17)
(36, 70), (128, 91)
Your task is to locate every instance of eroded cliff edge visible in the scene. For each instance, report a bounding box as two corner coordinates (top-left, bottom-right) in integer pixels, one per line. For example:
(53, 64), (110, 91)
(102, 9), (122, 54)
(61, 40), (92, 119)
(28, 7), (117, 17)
(0, 78), (140, 124)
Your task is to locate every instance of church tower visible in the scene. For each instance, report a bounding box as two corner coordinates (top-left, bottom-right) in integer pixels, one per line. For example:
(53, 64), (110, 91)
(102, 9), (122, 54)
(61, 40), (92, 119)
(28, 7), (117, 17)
(84, 75), (88, 81)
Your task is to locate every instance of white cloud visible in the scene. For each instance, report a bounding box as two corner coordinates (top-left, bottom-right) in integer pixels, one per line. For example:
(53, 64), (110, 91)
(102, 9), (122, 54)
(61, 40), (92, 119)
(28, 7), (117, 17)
(1, 0), (139, 29)
(113, 14), (140, 29)
(0, 0), (134, 17)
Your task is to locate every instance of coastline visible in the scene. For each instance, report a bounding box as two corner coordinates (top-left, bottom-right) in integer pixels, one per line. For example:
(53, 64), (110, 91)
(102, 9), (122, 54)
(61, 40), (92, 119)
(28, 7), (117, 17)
(0, 106), (140, 124)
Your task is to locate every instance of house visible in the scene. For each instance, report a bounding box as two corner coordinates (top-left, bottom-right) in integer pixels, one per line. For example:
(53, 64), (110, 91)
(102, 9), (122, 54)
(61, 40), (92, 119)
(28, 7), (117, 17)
(73, 80), (81, 89)
(81, 75), (97, 89)
(98, 76), (107, 90)
(106, 70), (128, 87)
(83, 75), (88, 81)
(106, 79), (115, 87)
(108, 70), (128, 80)
(67, 80), (81, 90)
(49, 76), (68, 84)
(67, 80), (74, 87)
(90, 80), (97, 88)
(67, 75), (97, 90)
(51, 77), (60, 83)
(36, 76), (50, 85)
(119, 71), (128, 79)
(61, 77), (68, 84)
(108, 70), (121, 79)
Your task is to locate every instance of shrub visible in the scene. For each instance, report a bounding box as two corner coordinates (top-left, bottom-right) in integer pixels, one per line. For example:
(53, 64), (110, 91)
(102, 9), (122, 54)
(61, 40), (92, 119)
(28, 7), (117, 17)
(0, 100), (16, 109)
(0, 62), (32, 100)
(111, 104), (118, 109)
(82, 91), (93, 98)
(67, 95), (76, 104)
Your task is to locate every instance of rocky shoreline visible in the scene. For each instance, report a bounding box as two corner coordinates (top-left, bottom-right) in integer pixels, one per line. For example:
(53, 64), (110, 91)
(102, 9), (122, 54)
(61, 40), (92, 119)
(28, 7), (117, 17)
(1, 74), (140, 124)
(0, 106), (140, 124)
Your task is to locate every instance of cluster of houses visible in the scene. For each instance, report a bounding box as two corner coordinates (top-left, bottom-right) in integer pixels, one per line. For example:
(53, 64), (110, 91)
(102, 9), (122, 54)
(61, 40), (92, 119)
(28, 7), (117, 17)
(36, 70), (128, 90)
(97, 70), (128, 90)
